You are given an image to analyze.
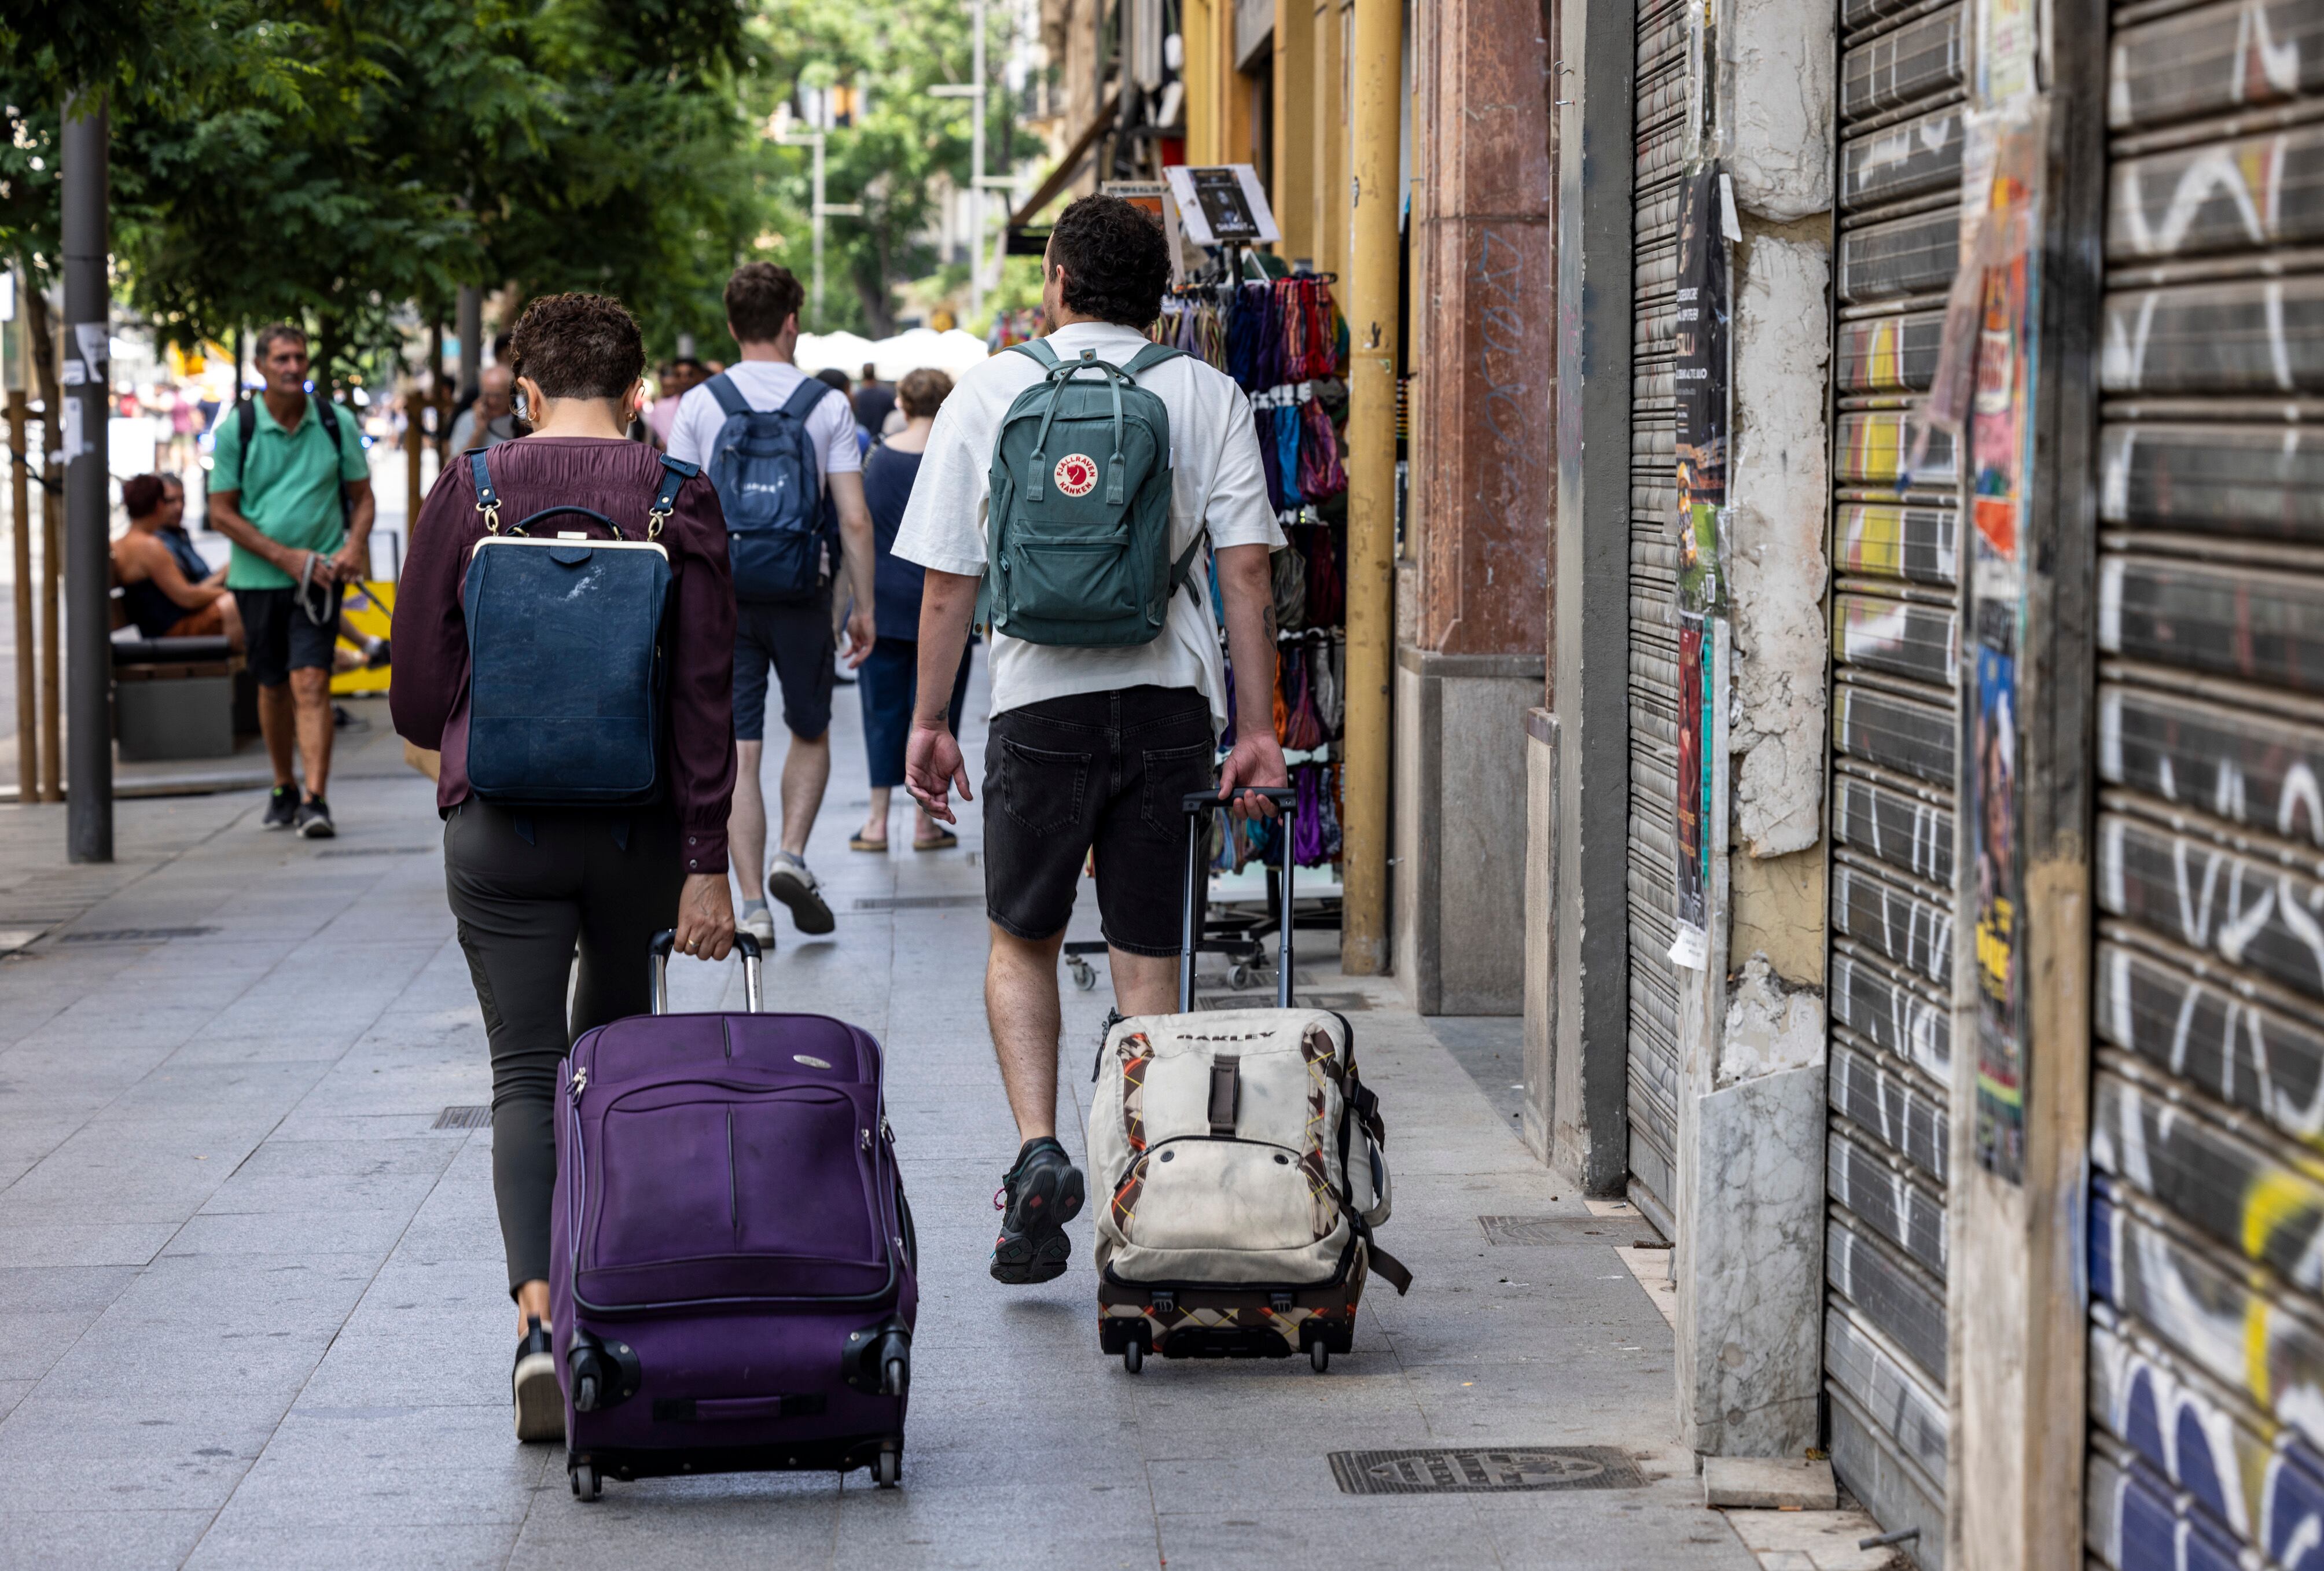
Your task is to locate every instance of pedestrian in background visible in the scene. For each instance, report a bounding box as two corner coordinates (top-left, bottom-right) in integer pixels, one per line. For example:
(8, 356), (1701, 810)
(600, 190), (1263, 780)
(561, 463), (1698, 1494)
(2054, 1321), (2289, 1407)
(448, 364), (519, 451)
(854, 361), (896, 443)
(668, 263), (877, 947)
(646, 356), (708, 447)
(390, 290), (737, 1445)
(816, 366), (873, 459)
(850, 368), (971, 853)
(207, 323), (376, 839)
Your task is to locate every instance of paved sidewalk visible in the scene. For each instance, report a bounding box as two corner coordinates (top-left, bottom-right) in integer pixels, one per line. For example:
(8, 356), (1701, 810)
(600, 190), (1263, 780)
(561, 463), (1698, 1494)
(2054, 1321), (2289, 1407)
(0, 678), (1762, 1569)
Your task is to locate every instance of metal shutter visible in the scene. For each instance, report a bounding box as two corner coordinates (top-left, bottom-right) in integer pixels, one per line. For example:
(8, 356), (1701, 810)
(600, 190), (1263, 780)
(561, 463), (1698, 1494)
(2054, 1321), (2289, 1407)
(1822, 0), (1967, 1552)
(1626, 0), (1690, 1232)
(2087, 3), (2324, 1565)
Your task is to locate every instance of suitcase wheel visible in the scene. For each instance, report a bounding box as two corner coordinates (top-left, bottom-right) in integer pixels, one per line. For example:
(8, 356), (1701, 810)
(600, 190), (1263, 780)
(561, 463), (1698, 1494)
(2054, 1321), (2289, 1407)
(1122, 1340), (1143, 1375)
(1309, 1340), (1330, 1375)
(570, 1463), (601, 1501)
(875, 1445), (902, 1489)
(1067, 955), (1097, 991)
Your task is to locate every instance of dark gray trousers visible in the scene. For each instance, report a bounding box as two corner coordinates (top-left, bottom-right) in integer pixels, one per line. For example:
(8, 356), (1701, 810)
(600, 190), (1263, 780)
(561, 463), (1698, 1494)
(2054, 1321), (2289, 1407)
(443, 800), (685, 1294)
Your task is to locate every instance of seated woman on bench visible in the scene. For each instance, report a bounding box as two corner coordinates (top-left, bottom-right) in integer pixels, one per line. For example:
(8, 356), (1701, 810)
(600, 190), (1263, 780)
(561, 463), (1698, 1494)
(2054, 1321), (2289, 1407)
(113, 472), (243, 647)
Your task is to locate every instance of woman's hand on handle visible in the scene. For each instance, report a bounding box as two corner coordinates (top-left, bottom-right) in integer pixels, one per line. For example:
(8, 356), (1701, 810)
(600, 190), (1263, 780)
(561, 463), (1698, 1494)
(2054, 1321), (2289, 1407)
(673, 873), (736, 962)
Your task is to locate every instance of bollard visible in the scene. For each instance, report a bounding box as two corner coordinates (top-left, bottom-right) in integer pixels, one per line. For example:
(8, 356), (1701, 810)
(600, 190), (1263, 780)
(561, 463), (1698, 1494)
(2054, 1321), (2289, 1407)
(8, 389), (31, 803)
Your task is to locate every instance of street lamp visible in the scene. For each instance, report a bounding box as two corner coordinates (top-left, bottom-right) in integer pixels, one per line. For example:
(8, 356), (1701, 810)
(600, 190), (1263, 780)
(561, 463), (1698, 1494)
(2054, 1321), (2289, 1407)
(769, 104), (863, 325)
(929, 0), (1020, 315)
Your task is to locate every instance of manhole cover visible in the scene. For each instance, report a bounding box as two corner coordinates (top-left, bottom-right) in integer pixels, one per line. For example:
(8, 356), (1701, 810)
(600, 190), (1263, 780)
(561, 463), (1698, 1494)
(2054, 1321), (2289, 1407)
(851, 894), (984, 911)
(58, 926), (218, 944)
(432, 1106), (492, 1130)
(1478, 1215), (1661, 1247)
(1329, 1446), (1645, 1495)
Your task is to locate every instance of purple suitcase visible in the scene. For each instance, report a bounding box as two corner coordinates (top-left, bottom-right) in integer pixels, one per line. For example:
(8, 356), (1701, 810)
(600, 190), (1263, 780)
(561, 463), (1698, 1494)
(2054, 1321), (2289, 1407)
(549, 932), (916, 1499)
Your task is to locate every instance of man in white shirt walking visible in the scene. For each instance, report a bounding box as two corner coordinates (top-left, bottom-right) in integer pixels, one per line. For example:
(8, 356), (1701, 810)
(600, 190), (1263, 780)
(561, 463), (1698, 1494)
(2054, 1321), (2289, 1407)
(670, 264), (877, 944)
(894, 194), (1288, 1285)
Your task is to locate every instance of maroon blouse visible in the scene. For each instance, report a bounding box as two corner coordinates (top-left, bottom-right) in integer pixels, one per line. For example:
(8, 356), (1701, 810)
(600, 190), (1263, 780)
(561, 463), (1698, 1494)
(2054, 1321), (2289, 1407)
(389, 437), (738, 875)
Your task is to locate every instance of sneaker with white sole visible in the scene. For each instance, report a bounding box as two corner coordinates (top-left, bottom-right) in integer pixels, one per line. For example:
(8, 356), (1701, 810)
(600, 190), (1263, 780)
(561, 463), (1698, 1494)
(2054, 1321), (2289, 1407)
(766, 852), (834, 935)
(738, 904), (777, 950)
(513, 1315), (562, 1442)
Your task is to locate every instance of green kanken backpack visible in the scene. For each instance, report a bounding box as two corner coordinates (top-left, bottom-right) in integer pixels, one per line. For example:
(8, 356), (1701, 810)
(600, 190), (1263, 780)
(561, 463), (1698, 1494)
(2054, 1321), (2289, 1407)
(984, 339), (1197, 646)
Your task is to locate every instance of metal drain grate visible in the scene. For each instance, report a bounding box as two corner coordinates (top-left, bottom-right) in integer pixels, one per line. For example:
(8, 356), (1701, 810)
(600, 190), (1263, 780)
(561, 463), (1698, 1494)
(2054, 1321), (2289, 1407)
(316, 846), (432, 859)
(433, 1106), (492, 1130)
(851, 894), (984, 911)
(1478, 1215), (1661, 1248)
(57, 926), (219, 944)
(1330, 1447), (1645, 1495)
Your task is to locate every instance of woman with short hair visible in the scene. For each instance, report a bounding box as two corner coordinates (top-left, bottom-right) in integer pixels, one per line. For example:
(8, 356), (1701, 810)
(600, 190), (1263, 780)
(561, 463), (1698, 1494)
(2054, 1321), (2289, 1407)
(113, 473), (242, 646)
(851, 367), (973, 852)
(389, 292), (739, 1444)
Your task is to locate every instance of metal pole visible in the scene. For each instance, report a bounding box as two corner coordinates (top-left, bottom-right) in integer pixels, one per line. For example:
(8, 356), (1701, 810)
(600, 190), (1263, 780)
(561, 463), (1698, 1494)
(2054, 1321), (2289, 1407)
(812, 134), (826, 323)
(39, 423), (58, 804)
(8, 389), (32, 802)
(61, 91), (111, 859)
(457, 285), (483, 400)
(1340, 0), (1401, 972)
(970, 0), (988, 318)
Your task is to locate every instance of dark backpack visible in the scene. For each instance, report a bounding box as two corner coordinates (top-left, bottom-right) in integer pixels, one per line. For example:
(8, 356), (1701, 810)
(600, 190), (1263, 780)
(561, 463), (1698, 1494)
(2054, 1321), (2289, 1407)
(227, 395), (356, 527)
(460, 448), (695, 806)
(703, 372), (837, 602)
(984, 340), (1193, 646)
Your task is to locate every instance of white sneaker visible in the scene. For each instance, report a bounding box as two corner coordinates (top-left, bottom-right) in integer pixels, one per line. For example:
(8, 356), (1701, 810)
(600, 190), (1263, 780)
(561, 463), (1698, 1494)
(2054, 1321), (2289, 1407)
(738, 905), (777, 949)
(766, 852), (835, 936)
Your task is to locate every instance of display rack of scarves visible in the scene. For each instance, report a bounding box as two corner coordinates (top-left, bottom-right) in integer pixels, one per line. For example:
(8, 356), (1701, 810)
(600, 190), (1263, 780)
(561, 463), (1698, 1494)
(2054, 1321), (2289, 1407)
(1156, 272), (1352, 871)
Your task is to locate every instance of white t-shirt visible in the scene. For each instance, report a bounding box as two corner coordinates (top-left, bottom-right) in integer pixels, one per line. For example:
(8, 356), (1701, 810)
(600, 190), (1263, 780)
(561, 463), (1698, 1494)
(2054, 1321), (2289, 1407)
(892, 321), (1282, 733)
(665, 359), (862, 482)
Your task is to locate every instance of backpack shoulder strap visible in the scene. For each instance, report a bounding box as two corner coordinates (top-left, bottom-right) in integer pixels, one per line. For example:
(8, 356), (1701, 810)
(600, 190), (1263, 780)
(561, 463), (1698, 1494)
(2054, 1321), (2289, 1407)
(1009, 339), (1060, 370)
(312, 395), (342, 446)
(1123, 343), (1183, 377)
(704, 372), (750, 420)
(649, 454), (695, 531)
(468, 448), (501, 531)
(223, 400), (257, 492)
(780, 376), (835, 421)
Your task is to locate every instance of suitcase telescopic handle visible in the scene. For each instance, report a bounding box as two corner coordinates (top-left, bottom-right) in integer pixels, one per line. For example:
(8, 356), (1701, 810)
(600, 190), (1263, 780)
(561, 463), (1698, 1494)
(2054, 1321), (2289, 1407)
(648, 930), (763, 1016)
(1178, 786), (1298, 1013)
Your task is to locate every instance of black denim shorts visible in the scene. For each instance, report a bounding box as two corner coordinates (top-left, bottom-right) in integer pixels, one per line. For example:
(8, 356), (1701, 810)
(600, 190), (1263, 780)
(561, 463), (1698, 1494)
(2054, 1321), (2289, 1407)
(235, 582), (343, 688)
(982, 685), (1216, 956)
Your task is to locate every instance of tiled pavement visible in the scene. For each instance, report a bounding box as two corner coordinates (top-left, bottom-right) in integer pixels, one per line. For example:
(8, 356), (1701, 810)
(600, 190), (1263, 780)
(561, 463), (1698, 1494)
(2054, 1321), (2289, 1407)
(0, 674), (1772, 1569)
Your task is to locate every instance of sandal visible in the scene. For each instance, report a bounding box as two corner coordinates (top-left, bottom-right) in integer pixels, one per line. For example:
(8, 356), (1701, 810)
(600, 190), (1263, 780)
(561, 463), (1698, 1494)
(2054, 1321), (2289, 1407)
(913, 829), (959, 851)
(849, 832), (889, 852)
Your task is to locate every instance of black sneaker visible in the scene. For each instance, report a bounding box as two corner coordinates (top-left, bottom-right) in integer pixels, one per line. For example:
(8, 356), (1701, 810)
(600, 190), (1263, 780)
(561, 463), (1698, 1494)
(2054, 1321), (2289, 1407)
(513, 1316), (562, 1442)
(990, 1137), (1085, 1285)
(262, 784), (298, 830)
(766, 852), (835, 936)
(294, 797), (336, 839)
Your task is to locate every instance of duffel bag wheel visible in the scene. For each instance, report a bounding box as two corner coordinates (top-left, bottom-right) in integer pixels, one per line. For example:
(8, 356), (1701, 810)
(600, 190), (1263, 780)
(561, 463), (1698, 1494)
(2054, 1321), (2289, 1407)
(875, 1447), (902, 1489)
(1310, 1340), (1330, 1374)
(1123, 1340), (1143, 1374)
(571, 1463), (600, 1500)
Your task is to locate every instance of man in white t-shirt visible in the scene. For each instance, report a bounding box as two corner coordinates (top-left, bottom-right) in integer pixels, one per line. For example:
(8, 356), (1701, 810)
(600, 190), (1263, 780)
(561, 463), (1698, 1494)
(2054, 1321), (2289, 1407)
(893, 194), (1287, 1286)
(669, 263), (877, 945)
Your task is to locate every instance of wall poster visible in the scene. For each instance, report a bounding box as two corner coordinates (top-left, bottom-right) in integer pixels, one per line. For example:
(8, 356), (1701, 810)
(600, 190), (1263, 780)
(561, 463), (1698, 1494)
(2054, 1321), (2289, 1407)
(1671, 164), (1730, 970)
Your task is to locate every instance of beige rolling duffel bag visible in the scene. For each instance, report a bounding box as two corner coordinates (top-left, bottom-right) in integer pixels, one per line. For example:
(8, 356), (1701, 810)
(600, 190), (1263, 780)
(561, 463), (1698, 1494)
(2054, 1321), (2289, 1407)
(1088, 785), (1411, 1374)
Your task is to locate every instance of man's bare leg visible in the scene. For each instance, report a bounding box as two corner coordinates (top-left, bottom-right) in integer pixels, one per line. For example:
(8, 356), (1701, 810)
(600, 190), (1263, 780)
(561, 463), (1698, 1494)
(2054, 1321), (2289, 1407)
(290, 667), (334, 799)
(1106, 947), (1179, 1017)
(986, 925), (1066, 1140)
(777, 730), (831, 858)
(257, 681), (296, 788)
(730, 739), (766, 902)
(985, 923), (1086, 1283)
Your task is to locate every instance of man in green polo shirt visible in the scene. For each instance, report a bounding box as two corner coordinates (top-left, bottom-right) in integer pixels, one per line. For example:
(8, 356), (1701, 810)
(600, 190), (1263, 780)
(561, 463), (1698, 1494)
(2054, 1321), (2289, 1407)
(207, 322), (376, 838)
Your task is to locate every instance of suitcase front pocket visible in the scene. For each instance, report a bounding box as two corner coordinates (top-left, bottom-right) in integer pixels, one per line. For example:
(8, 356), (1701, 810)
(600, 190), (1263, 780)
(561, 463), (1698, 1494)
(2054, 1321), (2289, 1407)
(589, 1085), (880, 1286)
(1112, 1136), (1337, 1254)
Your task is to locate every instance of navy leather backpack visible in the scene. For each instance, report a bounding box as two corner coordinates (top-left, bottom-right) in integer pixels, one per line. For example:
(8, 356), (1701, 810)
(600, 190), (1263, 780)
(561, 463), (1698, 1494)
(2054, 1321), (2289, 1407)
(702, 372), (836, 602)
(461, 448), (694, 806)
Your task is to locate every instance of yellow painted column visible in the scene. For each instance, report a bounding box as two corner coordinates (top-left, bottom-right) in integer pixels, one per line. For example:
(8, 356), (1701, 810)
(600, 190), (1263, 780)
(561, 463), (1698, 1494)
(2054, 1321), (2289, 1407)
(1341, 0), (1400, 974)
(1272, 0), (1314, 261)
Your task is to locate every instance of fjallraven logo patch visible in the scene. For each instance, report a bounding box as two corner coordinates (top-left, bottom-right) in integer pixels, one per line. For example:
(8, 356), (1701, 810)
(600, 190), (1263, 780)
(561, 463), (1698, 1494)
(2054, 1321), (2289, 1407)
(1053, 453), (1099, 498)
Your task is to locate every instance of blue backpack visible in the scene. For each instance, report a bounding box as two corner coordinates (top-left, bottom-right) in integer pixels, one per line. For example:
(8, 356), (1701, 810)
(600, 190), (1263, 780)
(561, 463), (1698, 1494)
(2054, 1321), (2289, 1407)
(703, 372), (837, 602)
(461, 448), (694, 806)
